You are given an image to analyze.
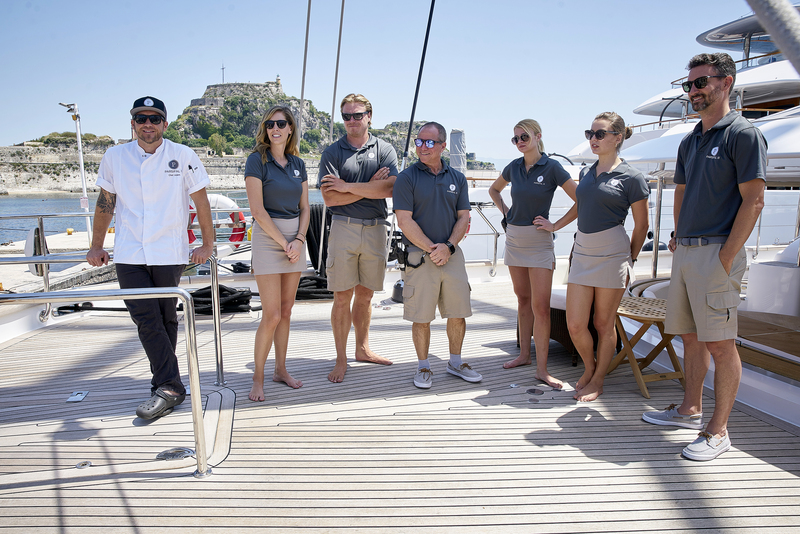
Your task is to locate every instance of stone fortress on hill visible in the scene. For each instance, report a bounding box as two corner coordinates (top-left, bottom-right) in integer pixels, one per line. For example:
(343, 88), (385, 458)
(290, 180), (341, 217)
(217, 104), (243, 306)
(0, 78), (494, 194)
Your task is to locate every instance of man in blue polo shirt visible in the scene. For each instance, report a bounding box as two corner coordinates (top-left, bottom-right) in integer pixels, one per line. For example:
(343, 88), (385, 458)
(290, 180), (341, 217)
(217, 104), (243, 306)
(393, 122), (482, 389)
(642, 53), (767, 461)
(318, 94), (398, 383)
(87, 96), (215, 420)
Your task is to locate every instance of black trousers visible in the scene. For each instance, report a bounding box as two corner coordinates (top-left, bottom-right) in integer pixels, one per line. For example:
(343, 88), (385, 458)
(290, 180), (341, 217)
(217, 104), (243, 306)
(115, 264), (186, 395)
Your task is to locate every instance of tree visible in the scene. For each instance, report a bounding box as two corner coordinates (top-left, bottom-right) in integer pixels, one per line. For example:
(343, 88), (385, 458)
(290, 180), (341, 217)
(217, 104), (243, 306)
(209, 133), (227, 155)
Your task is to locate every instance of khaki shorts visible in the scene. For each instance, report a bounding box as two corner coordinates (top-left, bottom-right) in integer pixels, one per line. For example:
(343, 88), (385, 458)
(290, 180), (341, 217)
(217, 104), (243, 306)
(402, 247), (472, 323)
(325, 218), (388, 292)
(665, 243), (746, 342)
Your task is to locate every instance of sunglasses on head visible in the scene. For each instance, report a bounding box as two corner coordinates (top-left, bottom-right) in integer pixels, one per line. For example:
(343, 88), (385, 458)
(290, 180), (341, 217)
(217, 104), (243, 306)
(511, 133), (531, 145)
(133, 114), (164, 125)
(584, 129), (619, 140)
(414, 139), (440, 148)
(342, 112), (368, 121)
(266, 119), (289, 129)
(681, 75), (727, 93)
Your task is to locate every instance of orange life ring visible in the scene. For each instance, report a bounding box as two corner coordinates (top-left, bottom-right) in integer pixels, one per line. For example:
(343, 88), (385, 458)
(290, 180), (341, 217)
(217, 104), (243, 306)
(188, 194), (246, 247)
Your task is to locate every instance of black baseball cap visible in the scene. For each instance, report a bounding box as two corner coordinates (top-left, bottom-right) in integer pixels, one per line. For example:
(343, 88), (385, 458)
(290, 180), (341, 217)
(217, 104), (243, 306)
(131, 96), (167, 119)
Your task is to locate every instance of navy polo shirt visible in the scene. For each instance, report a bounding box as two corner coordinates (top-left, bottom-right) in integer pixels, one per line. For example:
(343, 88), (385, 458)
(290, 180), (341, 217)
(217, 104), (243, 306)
(575, 160), (650, 234)
(501, 153), (571, 226)
(674, 111), (767, 238)
(317, 134), (399, 219)
(393, 159), (471, 245)
(245, 152), (307, 219)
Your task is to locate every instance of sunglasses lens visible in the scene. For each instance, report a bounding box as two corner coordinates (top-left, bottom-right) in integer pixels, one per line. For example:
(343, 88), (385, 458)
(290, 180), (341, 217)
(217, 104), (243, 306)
(511, 137), (518, 145)
(584, 130), (593, 140)
(134, 115), (162, 124)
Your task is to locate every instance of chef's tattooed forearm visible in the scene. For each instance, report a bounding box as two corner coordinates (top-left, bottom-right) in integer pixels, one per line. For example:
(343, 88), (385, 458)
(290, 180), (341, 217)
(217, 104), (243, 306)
(96, 189), (117, 214)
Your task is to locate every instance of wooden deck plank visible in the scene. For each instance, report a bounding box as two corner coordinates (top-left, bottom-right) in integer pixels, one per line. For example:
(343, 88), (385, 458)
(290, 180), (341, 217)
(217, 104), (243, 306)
(0, 279), (798, 532)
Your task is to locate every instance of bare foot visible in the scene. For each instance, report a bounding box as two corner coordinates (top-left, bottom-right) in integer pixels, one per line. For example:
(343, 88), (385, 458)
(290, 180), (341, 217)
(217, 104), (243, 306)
(355, 347), (392, 365)
(574, 383), (603, 402)
(503, 355), (532, 369)
(328, 361), (347, 383)
(248, 379), (265, 402)
(575, 369), (595, 391)
(534, 372), (563, 390)
(273, 370), (303, 389)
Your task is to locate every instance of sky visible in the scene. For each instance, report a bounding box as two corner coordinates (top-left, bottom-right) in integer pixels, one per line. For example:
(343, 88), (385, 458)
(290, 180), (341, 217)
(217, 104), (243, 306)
(1, 0), (756, 168)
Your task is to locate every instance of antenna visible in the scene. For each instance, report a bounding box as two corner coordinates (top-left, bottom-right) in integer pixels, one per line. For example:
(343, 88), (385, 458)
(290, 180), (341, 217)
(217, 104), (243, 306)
(221, 63), (225, 84)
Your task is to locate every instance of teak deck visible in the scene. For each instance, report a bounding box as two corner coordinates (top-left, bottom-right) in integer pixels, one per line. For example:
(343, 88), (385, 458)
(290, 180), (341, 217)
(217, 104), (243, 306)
(0, 281), (798, 533)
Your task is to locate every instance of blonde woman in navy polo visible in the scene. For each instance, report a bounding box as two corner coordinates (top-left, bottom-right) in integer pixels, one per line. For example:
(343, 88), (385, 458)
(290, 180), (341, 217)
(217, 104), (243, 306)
(566, 112), (649, 402)
(489, 119), (577, 389)
(245, 106), (310, 401)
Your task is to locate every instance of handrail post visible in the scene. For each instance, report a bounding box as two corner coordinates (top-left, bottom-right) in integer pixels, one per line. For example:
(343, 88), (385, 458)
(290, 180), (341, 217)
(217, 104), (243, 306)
(469, 203), (499, 277)
(652, 174), (664, 279)
(0, 287), (211, 478)
(37, 216), (52, 322)
(209, 255), (225, 386)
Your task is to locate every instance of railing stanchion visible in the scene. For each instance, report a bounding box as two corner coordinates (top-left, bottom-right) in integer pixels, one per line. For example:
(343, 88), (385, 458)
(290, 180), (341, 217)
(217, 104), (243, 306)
(209, 255), (225, 386)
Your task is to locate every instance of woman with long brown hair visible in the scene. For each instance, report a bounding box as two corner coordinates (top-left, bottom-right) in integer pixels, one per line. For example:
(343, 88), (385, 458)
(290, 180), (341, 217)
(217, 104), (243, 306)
(245, 105), (310, 401)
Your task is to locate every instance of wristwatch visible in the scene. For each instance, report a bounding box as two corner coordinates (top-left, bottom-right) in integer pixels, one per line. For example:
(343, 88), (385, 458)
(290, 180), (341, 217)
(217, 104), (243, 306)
(445, 241), (456, 254)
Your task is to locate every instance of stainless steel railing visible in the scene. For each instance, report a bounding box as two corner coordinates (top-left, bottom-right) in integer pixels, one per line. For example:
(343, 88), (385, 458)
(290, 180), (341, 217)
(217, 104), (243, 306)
(0, 286), (212, 478)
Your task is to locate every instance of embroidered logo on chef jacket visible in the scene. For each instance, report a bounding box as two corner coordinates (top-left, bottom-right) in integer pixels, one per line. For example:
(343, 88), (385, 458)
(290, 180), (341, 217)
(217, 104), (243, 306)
(165, 159), (181, 177)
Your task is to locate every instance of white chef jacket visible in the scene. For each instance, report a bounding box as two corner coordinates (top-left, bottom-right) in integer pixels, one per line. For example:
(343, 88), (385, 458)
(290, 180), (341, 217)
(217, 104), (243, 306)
(96, 139), (210, 265)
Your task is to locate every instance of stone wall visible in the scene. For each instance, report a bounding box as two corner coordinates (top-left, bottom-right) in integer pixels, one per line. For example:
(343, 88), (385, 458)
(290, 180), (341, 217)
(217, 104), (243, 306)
(0, 144), (320, 194)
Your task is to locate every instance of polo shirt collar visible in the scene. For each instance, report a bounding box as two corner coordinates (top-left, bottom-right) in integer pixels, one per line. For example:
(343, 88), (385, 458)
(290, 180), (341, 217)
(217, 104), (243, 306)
(516, 153), (550, 170)
(588, 159), (633, 177)
(691, 110), (738, 137)
(340, 133), (377, 151)
(415, 159), (450, 176)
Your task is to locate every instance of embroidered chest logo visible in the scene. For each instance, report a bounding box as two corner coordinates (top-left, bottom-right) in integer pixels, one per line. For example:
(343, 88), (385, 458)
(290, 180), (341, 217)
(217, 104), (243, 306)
(368, 152), (375, 159)
(294, 169), (300, 177)
(447, 183), (457, 195)
(168, 160), (179, 169)
(707, 146), (721, 160)
(535, 175), (544, 185)
(609, 179), (620, 187)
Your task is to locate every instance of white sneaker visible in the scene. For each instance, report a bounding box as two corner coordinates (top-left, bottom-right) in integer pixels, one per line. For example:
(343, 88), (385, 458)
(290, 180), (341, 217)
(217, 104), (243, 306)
(642, 404), (703, 430)
(446, 362), (482, 383)
(682, 431), (731, 461)
(414, 368), (433, 389)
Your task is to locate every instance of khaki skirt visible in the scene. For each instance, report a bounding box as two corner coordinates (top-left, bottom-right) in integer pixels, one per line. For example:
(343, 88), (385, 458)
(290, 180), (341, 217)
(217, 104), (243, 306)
(568, 225), (632, 289)
(504, 224), (555, 269)
(251, 217), (305, 275)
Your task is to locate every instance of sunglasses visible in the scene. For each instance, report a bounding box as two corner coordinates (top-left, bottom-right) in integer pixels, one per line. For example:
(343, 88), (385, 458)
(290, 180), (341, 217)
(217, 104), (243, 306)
(266, 119), (289, 129)
(584, 129), (619, 140)
(414, 139), (440, 148)
(342, 112), (368, 121)
(133, 114), (164, 125)
(681, 75), (727, 93)
(511, 133), (531, 145)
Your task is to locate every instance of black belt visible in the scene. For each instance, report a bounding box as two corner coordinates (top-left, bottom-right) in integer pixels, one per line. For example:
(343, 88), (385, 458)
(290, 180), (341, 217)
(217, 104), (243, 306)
(677, 236), (727, 246)
(331, 214), (389, 226)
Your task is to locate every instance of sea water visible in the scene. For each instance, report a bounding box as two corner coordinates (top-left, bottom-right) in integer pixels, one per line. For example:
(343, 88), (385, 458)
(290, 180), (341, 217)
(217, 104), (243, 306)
(0, 189), (324, 245)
